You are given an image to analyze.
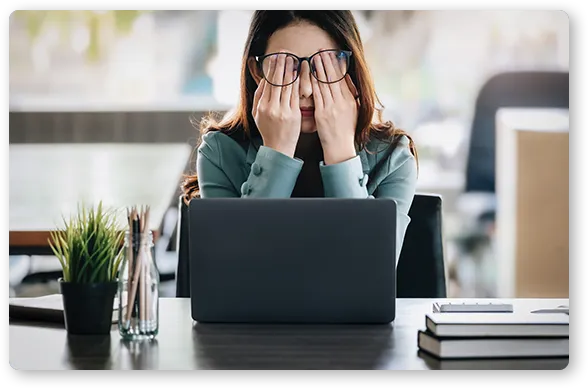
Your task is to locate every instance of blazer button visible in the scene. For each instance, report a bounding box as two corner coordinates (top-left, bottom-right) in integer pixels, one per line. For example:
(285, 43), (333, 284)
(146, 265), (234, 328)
(241, 182), (252, 195)
(251, 163), (262, 176)
(360, 174), (369, 188)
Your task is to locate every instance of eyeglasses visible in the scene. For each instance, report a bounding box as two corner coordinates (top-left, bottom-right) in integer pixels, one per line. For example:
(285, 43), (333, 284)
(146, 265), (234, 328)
(255, 49), (352, 87)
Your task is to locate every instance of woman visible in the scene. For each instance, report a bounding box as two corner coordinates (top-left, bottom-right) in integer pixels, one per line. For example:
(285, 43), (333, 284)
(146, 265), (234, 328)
(182, 11), (418, 261)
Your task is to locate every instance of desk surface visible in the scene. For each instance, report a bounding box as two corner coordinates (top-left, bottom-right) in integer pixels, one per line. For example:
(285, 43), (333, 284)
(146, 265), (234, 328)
(9, 298), (569, 370)
(9, 143), (192, 250)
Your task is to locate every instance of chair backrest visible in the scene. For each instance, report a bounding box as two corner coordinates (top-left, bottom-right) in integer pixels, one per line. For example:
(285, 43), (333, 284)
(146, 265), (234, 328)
(465, 71), (569, 193)
(396, 193), (446, 298)
(175, 194), (447, 298)
(175, 196), (191, 297)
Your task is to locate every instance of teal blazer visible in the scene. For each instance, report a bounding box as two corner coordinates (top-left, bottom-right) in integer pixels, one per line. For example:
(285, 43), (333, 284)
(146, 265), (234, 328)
(196, 131), (418, 263)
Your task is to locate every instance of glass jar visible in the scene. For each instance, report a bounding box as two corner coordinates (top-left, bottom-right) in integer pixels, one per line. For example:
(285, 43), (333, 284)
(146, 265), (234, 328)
(118, 231), (159, 340)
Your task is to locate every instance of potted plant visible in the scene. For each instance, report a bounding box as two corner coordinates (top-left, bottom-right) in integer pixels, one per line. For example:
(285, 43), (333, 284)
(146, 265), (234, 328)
(49, 201), (124, 335)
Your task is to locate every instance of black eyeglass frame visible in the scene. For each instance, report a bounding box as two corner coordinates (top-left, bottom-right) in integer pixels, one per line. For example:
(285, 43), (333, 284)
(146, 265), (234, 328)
(254, 49), (353, 87)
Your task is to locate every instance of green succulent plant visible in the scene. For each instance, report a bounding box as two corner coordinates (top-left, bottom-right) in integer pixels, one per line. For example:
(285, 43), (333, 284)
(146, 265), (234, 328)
(49, 201), (124, 283)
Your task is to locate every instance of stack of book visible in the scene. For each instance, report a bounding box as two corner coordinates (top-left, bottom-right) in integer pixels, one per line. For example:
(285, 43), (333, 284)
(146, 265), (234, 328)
(417, 311), (569, 359)
(417, 350), (569, 370)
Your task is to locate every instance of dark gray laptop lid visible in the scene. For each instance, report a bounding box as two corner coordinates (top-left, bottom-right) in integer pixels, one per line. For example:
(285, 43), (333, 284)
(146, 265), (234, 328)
(188, 198), (397, 323)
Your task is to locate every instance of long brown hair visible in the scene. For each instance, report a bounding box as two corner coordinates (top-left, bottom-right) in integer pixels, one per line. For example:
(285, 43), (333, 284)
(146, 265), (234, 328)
(182, 11), (417, 200)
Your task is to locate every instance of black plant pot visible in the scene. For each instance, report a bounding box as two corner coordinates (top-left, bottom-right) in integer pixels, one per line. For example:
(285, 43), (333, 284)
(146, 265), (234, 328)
(59, 279), (118, 335)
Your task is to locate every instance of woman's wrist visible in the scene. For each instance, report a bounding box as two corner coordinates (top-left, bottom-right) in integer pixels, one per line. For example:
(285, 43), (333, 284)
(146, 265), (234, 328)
(322, 140), (357, 165)
(263, 139), (298, 159)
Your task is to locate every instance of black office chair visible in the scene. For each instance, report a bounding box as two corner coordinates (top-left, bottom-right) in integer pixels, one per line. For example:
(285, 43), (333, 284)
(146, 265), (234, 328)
(397, 193), (446, 298)
(465, 70), (569, 195)
(454, 70), (568, 296)
(175, 193), (446, 298)
(460, 70), (569, 226)
(175, 195), (191, 298)
(460, 71), (569, 229)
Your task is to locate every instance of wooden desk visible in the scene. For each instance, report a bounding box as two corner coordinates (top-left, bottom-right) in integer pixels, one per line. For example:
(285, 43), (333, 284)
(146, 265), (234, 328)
(9, 298), (569, 370)
(9, 143), (192, 255)
(495, 108), (569, 298)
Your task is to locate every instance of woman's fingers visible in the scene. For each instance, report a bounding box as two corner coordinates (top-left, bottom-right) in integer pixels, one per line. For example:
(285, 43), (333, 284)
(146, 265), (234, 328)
(269, 54), (286, 108)
(321, 51), (342, 97)
(343, 74), (359, 101)
(313, 54), (333, 104)
(261, 56), (276, 106)
(252, 79), (266, 117)
(290, 74), (300, 110)
(280, 56), (295, 108)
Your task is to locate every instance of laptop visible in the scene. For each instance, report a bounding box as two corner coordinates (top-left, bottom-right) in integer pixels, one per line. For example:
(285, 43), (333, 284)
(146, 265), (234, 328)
(188, 198), (397, 324)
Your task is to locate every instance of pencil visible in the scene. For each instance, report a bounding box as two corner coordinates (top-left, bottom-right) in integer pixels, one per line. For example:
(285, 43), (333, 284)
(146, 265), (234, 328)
(143, 206), (152, 322)
(140, 248), (146, 325)
(139, 206), (145, 327)
(125, 208), (134, 326)
(125, 239), (143, 322)
(125, 209), (143, 323)
(145, 249), (153, 322)
(132, 209), (141, 319)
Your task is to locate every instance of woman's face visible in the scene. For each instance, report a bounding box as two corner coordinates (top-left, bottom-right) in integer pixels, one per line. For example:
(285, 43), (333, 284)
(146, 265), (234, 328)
(262, 22), (339, 134)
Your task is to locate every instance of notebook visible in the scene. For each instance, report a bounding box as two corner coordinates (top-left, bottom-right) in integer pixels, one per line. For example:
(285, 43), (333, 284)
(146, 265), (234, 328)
(425, 312), (569, 337)
(9, 294), (121, 324)
(418, 330), (569, 359)
(417, 350), (568, 369)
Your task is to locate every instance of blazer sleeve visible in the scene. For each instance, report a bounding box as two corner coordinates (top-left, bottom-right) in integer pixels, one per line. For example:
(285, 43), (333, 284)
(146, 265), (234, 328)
(319, 137), (417, 262)
(374, 152), (418, 262)
(196, 132), (304, 198)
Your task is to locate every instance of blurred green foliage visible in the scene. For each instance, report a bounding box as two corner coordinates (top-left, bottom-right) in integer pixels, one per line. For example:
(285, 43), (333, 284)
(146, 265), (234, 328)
(11, 10), (147, 62)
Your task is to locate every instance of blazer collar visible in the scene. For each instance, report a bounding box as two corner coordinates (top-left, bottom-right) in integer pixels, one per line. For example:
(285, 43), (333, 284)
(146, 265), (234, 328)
(358, 149), (371, 175)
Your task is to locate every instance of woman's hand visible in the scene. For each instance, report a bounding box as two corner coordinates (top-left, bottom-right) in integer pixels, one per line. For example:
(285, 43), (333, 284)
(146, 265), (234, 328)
(311, 51), (359, 165)
(252, 54), (301, 158)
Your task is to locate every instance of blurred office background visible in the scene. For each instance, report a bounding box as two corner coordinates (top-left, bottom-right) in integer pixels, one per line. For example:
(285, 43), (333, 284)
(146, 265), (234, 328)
(9, 10), (569, 299)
